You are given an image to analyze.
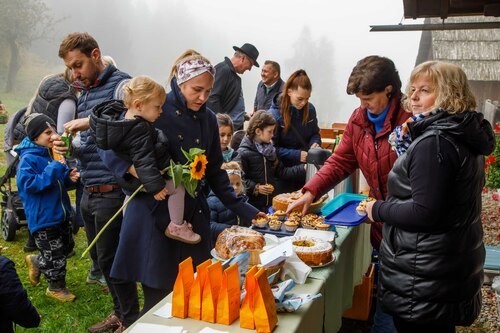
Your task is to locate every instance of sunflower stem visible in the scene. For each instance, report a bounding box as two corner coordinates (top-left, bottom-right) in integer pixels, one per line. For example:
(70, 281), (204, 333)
(81, 167), (169, 259)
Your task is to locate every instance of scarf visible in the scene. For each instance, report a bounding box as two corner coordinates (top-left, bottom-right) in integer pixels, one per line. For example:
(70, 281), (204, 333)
(389, 109), (442, 157)
(254, 141), (276, 161)
(222, 147), (234, 162)
(366, 102), (390, 134)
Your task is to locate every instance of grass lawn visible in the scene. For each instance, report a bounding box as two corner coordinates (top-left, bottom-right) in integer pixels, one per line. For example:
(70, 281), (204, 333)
(0, 104), (143, 332)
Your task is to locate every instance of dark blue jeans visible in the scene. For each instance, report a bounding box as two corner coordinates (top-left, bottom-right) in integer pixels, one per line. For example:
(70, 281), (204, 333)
(81, 189), (139, 326)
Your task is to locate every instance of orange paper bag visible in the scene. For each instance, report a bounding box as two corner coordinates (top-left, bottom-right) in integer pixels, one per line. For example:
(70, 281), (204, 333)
(172, 257), (194, 318)
(188, 258), (212, 320)
(201, 260), (222, 323)
(240, 265), (258, 330)
(254, 267), (278, 333)
(216, 263), (241, 325)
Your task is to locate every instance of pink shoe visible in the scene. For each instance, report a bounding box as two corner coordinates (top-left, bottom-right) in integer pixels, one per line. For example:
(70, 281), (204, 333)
(165, 222), (201, 244)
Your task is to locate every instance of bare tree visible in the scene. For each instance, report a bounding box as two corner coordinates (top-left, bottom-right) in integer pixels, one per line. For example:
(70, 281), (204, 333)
(0, 0), (56, 92)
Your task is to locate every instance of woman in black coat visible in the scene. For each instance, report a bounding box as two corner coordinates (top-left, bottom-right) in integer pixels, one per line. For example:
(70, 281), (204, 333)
(103, 50), (262, 315)
(0, 255), (40, 333)
(366, 61), (496, 333)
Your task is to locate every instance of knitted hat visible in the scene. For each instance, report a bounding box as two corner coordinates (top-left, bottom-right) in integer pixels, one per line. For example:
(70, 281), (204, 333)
(22, 113), (56, 141)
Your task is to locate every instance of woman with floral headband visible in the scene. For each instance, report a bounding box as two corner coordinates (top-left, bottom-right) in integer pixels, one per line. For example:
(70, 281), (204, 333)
(101, 49), (263, 316)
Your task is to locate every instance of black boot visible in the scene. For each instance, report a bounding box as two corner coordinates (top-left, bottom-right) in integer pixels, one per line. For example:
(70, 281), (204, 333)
(23, 233), (37, 252)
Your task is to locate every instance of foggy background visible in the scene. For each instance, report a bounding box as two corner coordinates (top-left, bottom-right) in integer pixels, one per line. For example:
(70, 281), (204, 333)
(29, 0), (423, 127)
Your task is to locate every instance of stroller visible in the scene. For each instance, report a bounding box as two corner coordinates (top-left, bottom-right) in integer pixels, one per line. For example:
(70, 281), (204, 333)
(1, 107), (28, 241)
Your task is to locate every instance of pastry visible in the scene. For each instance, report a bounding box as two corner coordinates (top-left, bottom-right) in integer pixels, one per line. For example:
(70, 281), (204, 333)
(268, 219), (283, 231)
(356, 197), (376, 215)
(315, 223), (331, 231)
(254, 216), (268, 228)
(284, 220), (299, 232)
(272, 191), (328, 213)
(215, 226), (265, 260)
(291, 236), (333, 266)
(273, 210), (287, 221)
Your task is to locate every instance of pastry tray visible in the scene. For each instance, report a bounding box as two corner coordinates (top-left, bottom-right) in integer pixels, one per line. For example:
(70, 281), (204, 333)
(321, 193), (369, 227)
(251, 223), (332, 238)
(251, 208), (335, 237)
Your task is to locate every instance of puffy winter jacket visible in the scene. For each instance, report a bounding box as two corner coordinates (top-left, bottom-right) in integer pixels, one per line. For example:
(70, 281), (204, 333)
(15, 137), (73, 233)
(372, 111), (495, 325)
(303, 93), (409, 250)
(90, 100), (171, 194)
(235, 135), (306, 211)
(0, 256), (40, 333)
(74, 64), (131, 186)
(28, 74), (77, 123)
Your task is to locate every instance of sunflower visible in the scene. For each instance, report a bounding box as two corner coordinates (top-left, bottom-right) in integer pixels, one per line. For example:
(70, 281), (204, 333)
(190, 154), (208, 180)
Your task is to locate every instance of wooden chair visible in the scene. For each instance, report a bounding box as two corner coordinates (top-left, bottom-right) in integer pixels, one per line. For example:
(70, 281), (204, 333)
(319, 127), (335, 149)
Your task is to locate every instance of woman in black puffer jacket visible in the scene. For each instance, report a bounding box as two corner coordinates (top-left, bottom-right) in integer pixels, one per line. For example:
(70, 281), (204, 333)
(366, 61), (496, 333)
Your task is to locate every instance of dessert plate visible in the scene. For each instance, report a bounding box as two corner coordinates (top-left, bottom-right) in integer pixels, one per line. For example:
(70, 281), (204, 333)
(309, 254), (336, 268)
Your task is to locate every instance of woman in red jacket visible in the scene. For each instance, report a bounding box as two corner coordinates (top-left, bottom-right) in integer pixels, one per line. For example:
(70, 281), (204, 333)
(288, 55), (409, 333)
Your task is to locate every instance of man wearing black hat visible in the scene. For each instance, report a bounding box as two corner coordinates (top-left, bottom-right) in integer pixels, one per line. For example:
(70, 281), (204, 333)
(207, 43), (259, 130)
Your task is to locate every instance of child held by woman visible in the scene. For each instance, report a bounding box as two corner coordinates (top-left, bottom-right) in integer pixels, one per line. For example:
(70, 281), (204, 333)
(90, 76), (200, 244)
(16, 113), (80, 302)
(235, 110), (306, 212)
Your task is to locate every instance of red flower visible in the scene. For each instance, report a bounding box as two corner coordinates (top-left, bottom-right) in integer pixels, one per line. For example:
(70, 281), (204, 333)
(493, 193), (500, 201)
(495, 122), (500, 132)
(486, 155), (496, 166)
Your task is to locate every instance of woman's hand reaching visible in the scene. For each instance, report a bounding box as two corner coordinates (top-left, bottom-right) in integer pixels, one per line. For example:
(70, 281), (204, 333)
(286, 190), (315, 216)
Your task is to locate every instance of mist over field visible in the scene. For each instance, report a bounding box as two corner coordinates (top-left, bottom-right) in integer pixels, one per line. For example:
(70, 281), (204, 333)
(2, 0), (422, 125)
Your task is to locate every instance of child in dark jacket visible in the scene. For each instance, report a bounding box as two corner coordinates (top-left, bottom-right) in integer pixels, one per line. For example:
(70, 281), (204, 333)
(90, 76), (200, 244)
(235, 110), (305, 212)
(0, 253), (41, 333)
(16, 113), (79, 302)
(207, 162), (249, 247)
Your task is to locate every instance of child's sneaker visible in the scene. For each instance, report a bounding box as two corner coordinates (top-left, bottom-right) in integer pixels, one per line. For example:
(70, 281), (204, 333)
(165, 221), (201, 244)
(25, 254), (41, 286)
(46, 287), (76, 302)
